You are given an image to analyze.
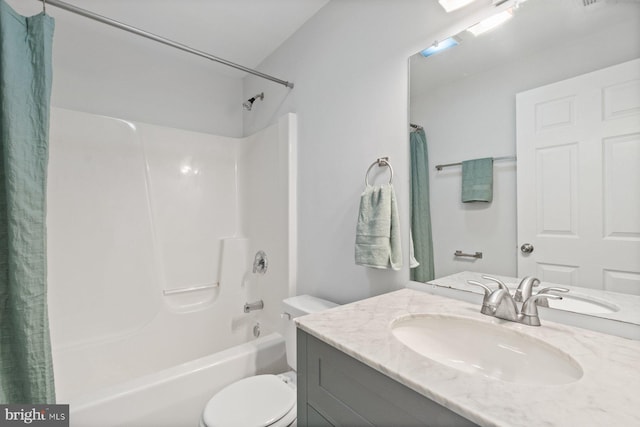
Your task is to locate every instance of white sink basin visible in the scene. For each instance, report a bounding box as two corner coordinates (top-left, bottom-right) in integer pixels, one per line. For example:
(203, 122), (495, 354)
(545, 293), (619, 314)
(391, 314), (583, 385)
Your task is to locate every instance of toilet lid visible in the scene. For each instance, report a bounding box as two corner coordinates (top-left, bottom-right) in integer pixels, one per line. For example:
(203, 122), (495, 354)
(202, 375), (296, 427)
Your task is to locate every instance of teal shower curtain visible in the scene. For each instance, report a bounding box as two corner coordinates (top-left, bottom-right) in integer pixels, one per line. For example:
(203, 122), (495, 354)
(0, 0), (56, 403)
(410, 128), (435, 282)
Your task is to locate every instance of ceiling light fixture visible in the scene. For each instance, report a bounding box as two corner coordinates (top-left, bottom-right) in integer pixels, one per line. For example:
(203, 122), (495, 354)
(467, 9), (513, 36)
(438, 0), (477, 13)
(419, 37), (460, 58)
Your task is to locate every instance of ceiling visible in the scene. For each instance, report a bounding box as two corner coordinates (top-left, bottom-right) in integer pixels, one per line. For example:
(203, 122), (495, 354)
(8, 0), (330, 77)
(410, 0), (640, 96)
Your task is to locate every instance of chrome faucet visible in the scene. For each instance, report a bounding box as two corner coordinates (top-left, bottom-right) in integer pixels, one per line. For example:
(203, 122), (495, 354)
(485, 288), (520, 321)
(467, 280), (493, 313)
(244, 300), (264, 313)
(468, 276), (565, 326)
(468, 275), (511, 315)
(520, 294), (562, 326)
(514, 276), (540, 302)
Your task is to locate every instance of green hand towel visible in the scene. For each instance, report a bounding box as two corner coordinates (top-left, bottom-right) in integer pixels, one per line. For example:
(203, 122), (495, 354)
(355, 184), (402, 270)
(461, 158), (493, 203)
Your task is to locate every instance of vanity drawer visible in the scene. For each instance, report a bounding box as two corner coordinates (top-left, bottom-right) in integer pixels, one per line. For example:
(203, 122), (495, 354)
(297, 330), (477, 427)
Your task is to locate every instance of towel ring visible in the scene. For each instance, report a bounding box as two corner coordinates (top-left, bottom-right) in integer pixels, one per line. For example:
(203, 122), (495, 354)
(365, 157), (393, 186)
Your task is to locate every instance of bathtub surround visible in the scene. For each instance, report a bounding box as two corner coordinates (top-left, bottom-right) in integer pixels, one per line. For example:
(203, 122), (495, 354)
(0, 0), (55, 404)
(46, 108), (296, 424)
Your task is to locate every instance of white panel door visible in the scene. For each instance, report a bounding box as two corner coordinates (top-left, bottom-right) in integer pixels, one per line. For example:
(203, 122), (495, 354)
(516, 59), (640, 293)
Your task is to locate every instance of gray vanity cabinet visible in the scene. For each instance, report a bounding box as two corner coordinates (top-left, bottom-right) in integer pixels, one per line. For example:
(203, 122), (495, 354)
(297, 329), (478, 427)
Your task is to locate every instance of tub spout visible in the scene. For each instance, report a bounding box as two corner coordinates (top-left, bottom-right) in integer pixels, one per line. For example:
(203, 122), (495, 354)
(244, 300), (264, 313)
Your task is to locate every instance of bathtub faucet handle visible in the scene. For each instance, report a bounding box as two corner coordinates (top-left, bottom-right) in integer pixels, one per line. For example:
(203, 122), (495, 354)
(253, 250), (268, 274)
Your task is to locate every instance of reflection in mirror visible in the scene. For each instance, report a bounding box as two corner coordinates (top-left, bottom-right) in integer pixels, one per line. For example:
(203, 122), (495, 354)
(408, 0), (640, 327)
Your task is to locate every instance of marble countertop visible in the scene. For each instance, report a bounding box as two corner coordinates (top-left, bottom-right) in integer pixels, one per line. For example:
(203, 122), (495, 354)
(296, 288), (640, 427)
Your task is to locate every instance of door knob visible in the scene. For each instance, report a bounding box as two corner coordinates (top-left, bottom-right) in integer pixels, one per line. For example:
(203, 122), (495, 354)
(520, 243), (534, 254)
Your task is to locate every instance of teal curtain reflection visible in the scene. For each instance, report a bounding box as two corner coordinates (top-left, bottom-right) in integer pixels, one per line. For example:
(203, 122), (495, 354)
(410, 128), (435, 282)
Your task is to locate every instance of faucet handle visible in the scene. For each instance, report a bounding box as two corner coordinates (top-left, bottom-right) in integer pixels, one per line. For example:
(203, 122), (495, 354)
(537, 286), (569, 294)
(520, 294), (562, 326)
(467, 280), (492, 297)
(468, 280), (496, 316)
(534, 287), (569, 307)
(481, 275), (509, 291)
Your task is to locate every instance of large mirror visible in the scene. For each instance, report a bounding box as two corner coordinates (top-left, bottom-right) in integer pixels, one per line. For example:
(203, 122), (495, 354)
(409, 0), (640, 327)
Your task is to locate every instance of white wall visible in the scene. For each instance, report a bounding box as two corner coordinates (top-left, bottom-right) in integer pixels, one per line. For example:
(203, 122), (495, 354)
(410, 18), (640, 279)
(241, 0), (499, 304)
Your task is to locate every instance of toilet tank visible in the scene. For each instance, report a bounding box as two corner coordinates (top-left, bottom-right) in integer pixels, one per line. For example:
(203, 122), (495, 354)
(282, 295), (338, 370)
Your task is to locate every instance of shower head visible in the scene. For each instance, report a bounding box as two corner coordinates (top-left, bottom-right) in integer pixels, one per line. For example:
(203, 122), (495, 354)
(242, 92), (264, 111)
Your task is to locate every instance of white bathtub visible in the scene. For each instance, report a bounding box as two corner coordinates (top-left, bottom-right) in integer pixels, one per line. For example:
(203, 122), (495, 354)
(69, 333), (287, 427)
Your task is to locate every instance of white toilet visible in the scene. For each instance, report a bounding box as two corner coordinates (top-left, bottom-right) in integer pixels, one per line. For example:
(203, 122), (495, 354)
(199, 295), (338, 427)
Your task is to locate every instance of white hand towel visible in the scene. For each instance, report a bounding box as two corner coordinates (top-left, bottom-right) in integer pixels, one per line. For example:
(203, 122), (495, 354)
(355, 184), (402, 270)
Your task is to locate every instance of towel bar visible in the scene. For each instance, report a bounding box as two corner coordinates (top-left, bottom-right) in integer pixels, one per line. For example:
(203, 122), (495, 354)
(365, 157), (393, 186)
(454, 250), (483, 259)
(435, 156), (516, 171)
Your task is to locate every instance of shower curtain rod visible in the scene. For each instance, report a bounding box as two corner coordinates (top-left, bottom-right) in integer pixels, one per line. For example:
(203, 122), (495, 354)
(38, 0), (295, 89)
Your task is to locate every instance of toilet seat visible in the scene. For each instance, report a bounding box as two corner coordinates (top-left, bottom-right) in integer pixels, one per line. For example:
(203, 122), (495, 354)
(201, 374), (296, 427)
